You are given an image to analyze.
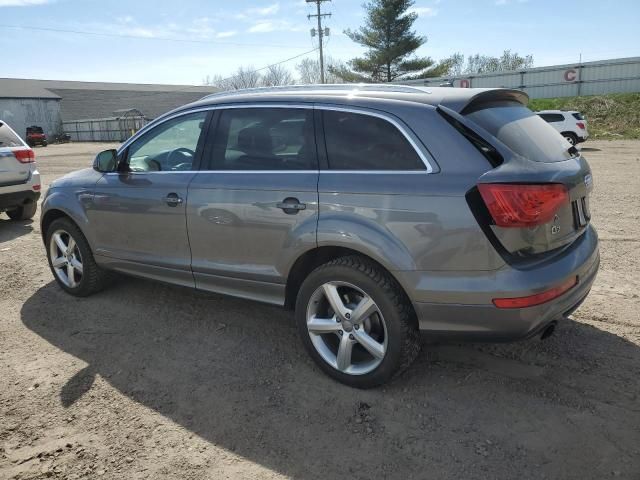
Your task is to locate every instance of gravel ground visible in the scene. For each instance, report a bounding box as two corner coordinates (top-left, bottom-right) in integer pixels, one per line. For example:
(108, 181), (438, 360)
(1, 141), (639, 480)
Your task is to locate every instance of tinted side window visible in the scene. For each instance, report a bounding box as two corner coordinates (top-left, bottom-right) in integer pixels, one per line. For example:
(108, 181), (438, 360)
(0, 122), (23, 148)
(538, 113), (565, 123)
(211, 108), (315, 171)
(323, 110), (424, 170)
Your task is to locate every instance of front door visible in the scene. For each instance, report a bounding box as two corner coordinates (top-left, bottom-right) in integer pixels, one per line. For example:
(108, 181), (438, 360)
(89, 110), (209, 287)
(187, 106), (319, 304)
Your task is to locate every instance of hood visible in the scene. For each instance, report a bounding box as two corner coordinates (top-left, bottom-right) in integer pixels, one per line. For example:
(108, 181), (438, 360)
(50, 168), (103, 189)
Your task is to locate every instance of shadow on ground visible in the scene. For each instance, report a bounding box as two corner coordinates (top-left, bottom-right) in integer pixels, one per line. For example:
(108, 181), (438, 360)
(0, 218), (34, 244)
(21, 279), (640, 479)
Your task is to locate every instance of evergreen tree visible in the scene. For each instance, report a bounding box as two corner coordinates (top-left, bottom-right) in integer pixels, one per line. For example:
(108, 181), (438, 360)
(334, 0), (435, 82)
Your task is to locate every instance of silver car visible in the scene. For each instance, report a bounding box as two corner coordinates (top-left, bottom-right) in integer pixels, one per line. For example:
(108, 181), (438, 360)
(40, 85), (600, 388)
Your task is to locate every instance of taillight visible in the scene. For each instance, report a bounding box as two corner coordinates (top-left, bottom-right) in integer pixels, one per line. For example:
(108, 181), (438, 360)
(33, 184), (41, 191)
(576, 122), (585, 130)
(493, 276), (577, 308)
(12, 147), (35, 163)
(478, 183), (569, 228)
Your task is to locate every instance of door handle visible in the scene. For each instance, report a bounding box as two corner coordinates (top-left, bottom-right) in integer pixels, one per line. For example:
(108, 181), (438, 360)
(163, 193), (183, 207)
(277, 198), (306, 214)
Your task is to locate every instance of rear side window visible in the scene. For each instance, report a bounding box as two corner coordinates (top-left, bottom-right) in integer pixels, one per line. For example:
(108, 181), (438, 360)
(538, 113), (565, 123)
(0, 122), (23, 148)
(572, 112), (585, 120)
(322, 110), (424, 170)
(211, 108), (315, 170)
(467, 102), (574, 162)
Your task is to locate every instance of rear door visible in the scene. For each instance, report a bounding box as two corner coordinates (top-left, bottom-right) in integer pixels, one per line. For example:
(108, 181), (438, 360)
(89, 110), (209, 287)
(0, 122), (30, 185)
(187, 106), (319, 304)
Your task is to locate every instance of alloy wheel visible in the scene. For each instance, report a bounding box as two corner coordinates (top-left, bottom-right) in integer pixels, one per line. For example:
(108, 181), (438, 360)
(306, 281), (387, 375)
(49, 229), (83, 288)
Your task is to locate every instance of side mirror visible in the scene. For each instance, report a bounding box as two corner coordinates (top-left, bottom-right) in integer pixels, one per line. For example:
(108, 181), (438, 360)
(93, 149), (118, 173)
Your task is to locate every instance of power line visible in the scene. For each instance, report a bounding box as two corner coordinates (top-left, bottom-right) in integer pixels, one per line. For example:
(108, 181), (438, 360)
(0, 23), (306, 49)
(58, 48), (320, 102)
(306, 0), (331, 83)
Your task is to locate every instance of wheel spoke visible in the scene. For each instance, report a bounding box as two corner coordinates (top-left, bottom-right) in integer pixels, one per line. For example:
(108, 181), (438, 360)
(308, 316), (341, 334)
(53, 233), (67, 254)
(51, 256), (67, 268)
(351, 296), (378, 324)
(66, 263), (76, 287)
(322, 283), (350, 320)
(336, 334), (353, 372)
(353, 330), (385, 360)
(66, 237), (76, 256)
(70, 257), (83, 274)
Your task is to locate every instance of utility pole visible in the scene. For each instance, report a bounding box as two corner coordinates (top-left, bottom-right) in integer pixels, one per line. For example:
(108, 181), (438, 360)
(307, 0), (331, 84)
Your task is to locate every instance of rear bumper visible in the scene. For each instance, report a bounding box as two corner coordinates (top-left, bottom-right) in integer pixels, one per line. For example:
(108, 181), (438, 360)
(0, 169), (41, 210)
(0, 189), (40, 210)
(399, 226), (600, 341)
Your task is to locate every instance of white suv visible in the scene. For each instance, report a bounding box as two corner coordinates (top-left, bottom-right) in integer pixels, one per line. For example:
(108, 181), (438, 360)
(536, 110), (589, 146)
(0, 120), (41, 220)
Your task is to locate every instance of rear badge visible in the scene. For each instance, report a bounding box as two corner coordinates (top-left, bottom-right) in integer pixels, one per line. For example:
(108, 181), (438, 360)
(584, 174), (593, 189)
(551, 215), (561, 235)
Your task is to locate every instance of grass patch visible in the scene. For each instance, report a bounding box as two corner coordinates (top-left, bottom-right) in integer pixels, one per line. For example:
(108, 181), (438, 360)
(528, 93), (640, 139)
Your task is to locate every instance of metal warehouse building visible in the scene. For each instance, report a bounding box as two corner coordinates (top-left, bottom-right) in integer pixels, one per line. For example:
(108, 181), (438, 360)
(401, 56), (640, 99)
(0, 78), (218, 142)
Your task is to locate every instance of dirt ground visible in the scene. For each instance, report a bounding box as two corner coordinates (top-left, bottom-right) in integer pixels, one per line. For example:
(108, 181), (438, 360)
(1, 141), (639, 480)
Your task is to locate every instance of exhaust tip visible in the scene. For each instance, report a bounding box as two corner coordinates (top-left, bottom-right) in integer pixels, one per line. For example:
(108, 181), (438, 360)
(540, 321), (557, 340)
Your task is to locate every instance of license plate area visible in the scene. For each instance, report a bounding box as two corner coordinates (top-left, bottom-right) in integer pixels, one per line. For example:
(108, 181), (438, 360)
(573, 196), (591, 228)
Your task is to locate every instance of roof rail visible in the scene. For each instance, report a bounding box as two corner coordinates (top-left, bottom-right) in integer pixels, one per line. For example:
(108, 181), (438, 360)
(199, 83), (431, 101)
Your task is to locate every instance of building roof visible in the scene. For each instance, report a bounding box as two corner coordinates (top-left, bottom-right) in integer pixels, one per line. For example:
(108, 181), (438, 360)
(0, 77), (219, 121)
(0, 79), (60, 99)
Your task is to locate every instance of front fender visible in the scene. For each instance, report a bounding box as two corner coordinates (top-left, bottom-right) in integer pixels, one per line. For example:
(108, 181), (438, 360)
(40, 188), (95, 249)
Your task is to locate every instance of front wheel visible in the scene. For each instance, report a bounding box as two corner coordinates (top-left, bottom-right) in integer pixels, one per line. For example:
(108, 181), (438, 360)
(295, 256), (421, 388)
(45, 217), (112, 296)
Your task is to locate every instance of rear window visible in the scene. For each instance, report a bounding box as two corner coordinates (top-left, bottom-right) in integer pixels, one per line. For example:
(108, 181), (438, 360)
(0, 122), (23, 148)
(572, 112), (585, 120)
(466, 102), (574, 162)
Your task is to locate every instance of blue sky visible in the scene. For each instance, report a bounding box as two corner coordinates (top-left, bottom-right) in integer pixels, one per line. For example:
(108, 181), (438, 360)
(0, 0), (638, 85)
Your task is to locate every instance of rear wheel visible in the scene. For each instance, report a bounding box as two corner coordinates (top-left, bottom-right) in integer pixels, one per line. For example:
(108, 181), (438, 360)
(46, 217), (112, 296)
(6, 202), (37, 220)
(295, 256), (421, 388)
(563, 132), (578, 146)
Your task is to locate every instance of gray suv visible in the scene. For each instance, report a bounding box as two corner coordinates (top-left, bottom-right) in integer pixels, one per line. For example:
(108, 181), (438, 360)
(40, 85), (599, 388)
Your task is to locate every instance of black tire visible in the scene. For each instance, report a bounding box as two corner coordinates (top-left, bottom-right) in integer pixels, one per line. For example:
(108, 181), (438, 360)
(6, 202), (37, 220)
(563, 132), (578, 146)
(45, 217), (112, 297)
(295, 255), (421, 388)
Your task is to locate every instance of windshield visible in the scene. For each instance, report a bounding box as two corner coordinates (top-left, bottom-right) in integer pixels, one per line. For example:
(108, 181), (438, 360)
(466, 102), (574, 162)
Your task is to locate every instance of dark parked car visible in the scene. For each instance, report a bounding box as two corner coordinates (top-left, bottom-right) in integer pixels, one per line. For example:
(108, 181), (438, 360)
(26, 125), (47, 147)
(40, 85), (599, 388)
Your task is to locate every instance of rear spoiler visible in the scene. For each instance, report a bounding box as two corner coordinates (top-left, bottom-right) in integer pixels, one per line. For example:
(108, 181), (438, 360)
(439, 89), (529, 115)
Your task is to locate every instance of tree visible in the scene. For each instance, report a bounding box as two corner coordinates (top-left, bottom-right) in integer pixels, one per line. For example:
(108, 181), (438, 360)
(297, 57), (346, 84)
(203, 65), (262, 91)
(261, 64), (295, 87)
(337, 0), (435, 82)
(439, 50), (534, 76)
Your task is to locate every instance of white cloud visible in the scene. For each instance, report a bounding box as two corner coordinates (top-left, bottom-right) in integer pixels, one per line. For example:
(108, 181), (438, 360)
(217, 30), (237, 38)
(495, 0), (529, 4)
(247, 19), (302, 33)
(236, 2), (280, 19)
(408, 6), (438, 16)
(0, 0), (51, 5)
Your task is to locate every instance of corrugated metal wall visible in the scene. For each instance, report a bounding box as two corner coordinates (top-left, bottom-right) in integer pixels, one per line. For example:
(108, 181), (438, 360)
(63, 115), (148, 142)
(0, 98), (62, 140)
(401, 57), (640, 99)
